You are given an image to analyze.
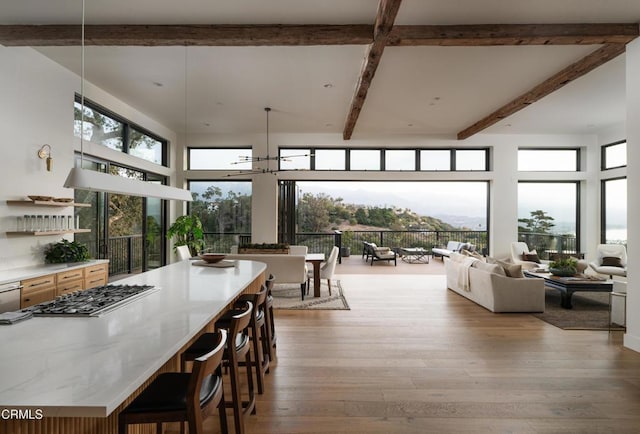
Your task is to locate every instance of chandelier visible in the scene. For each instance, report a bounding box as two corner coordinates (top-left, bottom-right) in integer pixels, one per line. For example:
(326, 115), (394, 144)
(226, 107), (312, 176)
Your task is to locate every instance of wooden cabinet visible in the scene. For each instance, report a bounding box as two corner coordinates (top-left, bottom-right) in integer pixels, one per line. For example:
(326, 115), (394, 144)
(20, 262), (109, 307)
(84, 263), (108, 289)
(21, 275), (56, 308)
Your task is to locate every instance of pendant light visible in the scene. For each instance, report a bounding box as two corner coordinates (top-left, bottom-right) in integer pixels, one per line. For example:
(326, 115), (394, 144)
(63, 0), (192, 202)
(226, 107), (312, 177)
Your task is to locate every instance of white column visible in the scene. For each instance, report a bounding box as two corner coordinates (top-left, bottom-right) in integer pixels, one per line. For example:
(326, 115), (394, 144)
(490, 142), (519, 259)
(624, 39), (640, 352)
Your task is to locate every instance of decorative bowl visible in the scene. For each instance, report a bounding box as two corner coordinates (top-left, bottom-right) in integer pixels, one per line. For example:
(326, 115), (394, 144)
(28, 195), (53, 202)
(199, 253), (226, 264)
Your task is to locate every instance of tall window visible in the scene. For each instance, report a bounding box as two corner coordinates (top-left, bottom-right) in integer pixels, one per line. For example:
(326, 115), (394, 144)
(602, 178), (627, 245)
(517, 182), (579, 258)
(74, 97), (167, 166)
(188, 181), (252, 252)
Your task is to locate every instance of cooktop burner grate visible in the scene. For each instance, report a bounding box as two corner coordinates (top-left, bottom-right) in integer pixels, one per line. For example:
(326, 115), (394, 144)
(23, 284), (156, 317)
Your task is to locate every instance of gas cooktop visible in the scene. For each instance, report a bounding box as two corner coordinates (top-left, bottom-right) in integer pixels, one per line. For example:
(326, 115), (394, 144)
(23, 284), (156, 317)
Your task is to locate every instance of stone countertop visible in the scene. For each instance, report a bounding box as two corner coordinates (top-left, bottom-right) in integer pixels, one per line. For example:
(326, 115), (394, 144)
(0, 259), (266, 417)
(0, 259), (110, 284)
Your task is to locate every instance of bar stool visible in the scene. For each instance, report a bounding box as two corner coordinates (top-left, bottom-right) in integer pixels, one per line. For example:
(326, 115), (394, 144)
(264, 274), (277, 362)
(118, 329), (228, 434)
(181, 302), (255, 434)
(236, 285), (270, 393)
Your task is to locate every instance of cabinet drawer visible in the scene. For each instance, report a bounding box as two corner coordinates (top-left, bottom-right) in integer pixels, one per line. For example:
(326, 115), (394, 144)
(57, 268), (84, 283)
(84, 263), (108, 277)
(85, 274), (108, 290)
(21, 286), (56, 308)
(57, 279), (84, 296)
(22, 274), (56, 294)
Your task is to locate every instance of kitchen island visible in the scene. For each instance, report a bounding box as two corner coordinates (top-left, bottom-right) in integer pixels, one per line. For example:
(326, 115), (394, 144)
(0, 259), (266, 434)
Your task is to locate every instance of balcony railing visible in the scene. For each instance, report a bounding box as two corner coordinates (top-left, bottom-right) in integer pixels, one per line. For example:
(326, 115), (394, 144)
(517, 232), (578, 260)
(204, 230), (488, 260)
(107, 235), (144, 276)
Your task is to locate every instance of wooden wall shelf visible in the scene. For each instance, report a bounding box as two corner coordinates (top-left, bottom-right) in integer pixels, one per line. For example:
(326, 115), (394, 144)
(7, 200), (90, 208)
(6, 229), (91, 236)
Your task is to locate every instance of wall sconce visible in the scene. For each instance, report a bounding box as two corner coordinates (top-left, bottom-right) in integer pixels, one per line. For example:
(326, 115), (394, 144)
(37, 144), (53, 171)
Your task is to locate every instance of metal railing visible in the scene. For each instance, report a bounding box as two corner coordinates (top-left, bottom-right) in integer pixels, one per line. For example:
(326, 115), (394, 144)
(108, 235), (144, 275)
(517, 232), (578, 260)
(204, 230), (489, 259)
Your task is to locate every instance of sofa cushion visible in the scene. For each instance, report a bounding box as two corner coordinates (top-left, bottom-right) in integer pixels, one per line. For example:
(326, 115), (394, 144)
(601, 256), (623, 267)
(472, 260), (506, 276)
(496, 260), (523, 278)
(462, 250), (485, 261)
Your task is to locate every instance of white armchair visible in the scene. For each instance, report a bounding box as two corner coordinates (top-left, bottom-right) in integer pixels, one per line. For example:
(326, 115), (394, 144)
(308, 246), (339, 295)
(589, 244), (627, 278)
(510, 242), (548, 270)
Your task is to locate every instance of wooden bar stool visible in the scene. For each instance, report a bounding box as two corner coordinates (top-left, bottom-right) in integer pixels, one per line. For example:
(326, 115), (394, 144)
(118, 329), (228, 434)
(264, 274), (277, 362)
(181, 302), (256, 434)
(236, 284), (270, 392)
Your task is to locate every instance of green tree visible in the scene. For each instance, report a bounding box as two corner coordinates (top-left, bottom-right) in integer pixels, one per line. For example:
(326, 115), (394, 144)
(518, 210), (555, 233)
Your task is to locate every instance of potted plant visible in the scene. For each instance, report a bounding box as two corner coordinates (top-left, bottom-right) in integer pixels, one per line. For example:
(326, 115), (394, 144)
(238, 242), (290, 254)
(44, 239), (90, 264)
(548, 256), (578, 277)
(167, 215), (205, 257)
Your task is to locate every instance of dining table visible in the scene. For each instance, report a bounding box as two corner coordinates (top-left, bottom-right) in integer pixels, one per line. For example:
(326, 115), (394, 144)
(305, 253), (326, 297)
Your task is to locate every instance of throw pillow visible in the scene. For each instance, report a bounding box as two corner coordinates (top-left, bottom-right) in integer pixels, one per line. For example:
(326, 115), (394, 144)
(472, 260), (506, 276)
(522, 252), (541, 263)
(485, 256), (498, 264)
(496, 260), (523, 278)
(601, 256), (623, 267)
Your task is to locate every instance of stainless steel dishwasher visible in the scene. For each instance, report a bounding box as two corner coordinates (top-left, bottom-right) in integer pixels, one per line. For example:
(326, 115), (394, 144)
(0, 281), (22, 313)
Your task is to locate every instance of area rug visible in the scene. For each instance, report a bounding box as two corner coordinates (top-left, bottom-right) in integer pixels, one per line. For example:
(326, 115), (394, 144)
(533, 289), (624, 331)
(271, 280), (350, 310)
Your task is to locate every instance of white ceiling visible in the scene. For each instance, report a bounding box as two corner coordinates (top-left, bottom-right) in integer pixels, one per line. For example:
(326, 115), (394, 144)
(3, 0), (640, 138)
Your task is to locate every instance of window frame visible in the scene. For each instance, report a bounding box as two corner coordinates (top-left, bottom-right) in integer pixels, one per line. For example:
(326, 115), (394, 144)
(600, 176), (627, 244)
(187, 147), (253, 171)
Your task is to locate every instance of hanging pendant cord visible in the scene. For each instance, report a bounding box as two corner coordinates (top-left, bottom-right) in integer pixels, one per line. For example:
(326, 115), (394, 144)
(80, 0), (85, 164)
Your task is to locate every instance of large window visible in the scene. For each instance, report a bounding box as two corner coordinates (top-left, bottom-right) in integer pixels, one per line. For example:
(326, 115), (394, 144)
(349, 149), (381, 171)
(602, 177), (627, 245)
(518, 149), (579, 171)
(188, 181), (252, 252)
(74, 97), (167, 166)
(420, 150), (450, 171)
(517, 182), (579, 258)
(602, 141), (627, 170)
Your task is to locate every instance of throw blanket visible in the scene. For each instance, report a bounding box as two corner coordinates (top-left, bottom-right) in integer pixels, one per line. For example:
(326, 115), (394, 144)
(458, 257), (478, 292)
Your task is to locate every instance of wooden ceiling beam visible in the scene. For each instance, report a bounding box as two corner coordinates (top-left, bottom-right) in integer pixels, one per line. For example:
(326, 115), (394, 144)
(388, 23), (639, 46)
(1, 23), (636, 47)
(343, 0), (403, 140)
(0, 24), (373, 46)
(456, 43), (626, 140)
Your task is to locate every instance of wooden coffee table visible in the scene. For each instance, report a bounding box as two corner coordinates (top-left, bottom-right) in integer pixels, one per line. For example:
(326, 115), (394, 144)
(524, 270), (613, 309)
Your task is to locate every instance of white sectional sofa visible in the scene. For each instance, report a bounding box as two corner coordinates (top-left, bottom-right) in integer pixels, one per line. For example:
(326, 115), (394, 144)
(444, 252), (545, 313)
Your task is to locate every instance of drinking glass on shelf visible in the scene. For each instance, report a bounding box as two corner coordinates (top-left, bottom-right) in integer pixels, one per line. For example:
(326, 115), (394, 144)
(35, 215), (43, 232)
(30, 215), (37, 232)
(67, 215), (73, 231)
(17, 216), (24, 232)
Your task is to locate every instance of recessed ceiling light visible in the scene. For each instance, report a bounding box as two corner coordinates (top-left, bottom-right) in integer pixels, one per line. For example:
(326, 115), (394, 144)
(152, 81), (164, 87)
(323, 83), (333, 88)
(325, 123), (333, 127)
(204, 122), (211, 127)
(505, 123), (512, 127)
(407, 123), (413, 127)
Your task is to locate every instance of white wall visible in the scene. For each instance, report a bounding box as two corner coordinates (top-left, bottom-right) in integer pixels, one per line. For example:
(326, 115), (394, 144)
(624, 39), (640, 352)
(0, 47), (179, 270)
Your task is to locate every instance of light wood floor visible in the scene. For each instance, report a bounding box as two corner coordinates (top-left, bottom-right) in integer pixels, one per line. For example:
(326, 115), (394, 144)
(175, 273), (640, 434)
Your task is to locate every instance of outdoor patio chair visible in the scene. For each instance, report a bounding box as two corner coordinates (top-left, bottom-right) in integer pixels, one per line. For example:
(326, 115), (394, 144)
(364, 242), (397, 266)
